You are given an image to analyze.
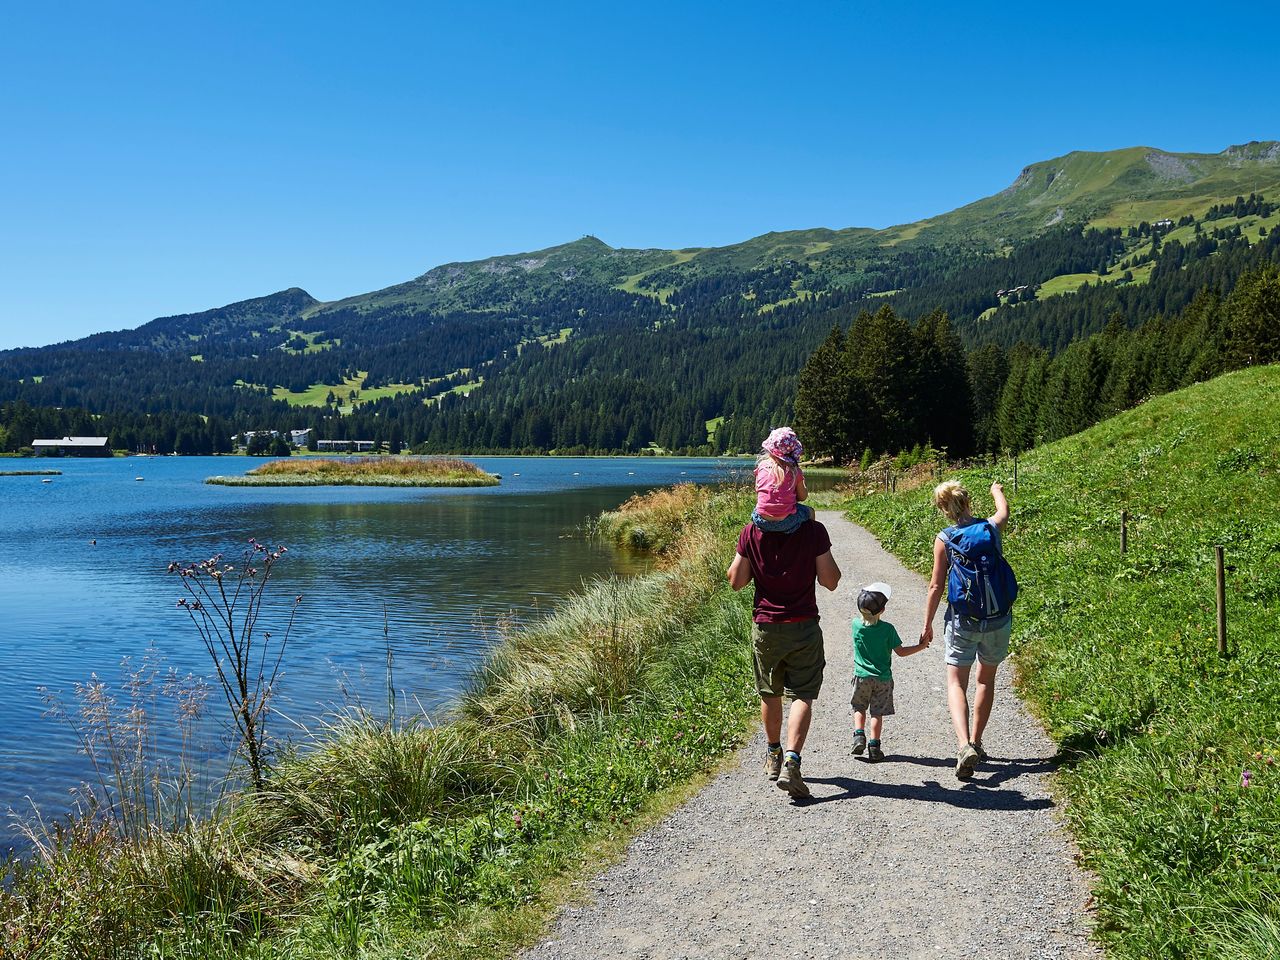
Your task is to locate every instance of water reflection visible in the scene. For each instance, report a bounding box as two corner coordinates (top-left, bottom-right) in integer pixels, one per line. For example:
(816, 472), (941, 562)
(0, 455), (747, 850)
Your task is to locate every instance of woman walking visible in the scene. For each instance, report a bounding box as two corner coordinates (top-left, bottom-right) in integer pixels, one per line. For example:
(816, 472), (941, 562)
(920, 480), (1016, 779)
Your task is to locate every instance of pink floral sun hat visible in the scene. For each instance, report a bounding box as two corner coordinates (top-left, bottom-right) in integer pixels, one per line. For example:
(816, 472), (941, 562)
(761, 426), (803, 465)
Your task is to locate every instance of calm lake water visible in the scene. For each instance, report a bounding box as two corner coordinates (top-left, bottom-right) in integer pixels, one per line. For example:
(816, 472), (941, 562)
(0, 455), (748, 851)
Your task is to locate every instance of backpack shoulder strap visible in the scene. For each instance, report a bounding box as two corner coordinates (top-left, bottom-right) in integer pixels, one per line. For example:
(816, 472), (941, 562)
(940, 525), (968, 561)
(984, 520), (1003, 553)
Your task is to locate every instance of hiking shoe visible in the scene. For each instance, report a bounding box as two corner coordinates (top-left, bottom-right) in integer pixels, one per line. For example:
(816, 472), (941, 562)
(776, 758), (811, 798)
(973, 740), (988, 762)
(851, 731), (867, 755)
(867, 742), (884, 763)
(956, 744), (980, 780)
(764, 747), (783, 781)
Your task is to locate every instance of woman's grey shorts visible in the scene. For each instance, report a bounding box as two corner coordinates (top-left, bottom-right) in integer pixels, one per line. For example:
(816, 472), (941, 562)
(944, 610), (1012, 667)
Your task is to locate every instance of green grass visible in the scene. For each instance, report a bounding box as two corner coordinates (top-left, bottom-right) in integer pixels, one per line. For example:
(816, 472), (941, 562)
(1036, 271), (1108, 298)
(1, 485), (760, 960)
(515, 328), (573, 355)
(843, 365), (1280, 959)
(704, 416), (724, 443)
(278, 330), (340, 354)
(272, 372), (423, 411)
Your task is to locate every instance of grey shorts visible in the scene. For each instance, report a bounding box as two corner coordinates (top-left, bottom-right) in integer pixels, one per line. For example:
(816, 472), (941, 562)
(850, 675), (895, 716)
(752, 619), (825, 700)
(944, 610), (1012, 667)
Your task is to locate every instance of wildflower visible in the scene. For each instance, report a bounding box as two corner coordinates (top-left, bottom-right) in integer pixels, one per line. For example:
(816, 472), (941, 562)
(1241, 770), (1253, 788)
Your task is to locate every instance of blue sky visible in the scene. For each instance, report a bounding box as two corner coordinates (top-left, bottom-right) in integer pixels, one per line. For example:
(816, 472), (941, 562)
(1, 1), (1276, 349)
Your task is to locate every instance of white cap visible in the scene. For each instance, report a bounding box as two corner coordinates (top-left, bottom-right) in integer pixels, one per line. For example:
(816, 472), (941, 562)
(861, 581), (893, 599)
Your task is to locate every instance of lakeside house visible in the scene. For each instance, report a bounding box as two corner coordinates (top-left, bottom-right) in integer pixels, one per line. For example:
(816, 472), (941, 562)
(32, 436), (111, 457)
(290, 428), (312, 446)
(316, 439), (377, 452)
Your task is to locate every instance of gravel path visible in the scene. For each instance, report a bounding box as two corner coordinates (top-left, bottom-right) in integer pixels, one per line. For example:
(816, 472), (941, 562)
(522, 512), (1098, 960)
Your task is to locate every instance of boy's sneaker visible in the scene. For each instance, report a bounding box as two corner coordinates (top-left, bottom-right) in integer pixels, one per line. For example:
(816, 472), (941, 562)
(851, 731), (867, 755)
(764, 747), (783, 781)
(776, 757), (811, 798)
(867, 741), (884, 762)
(956, 743), (980, 780)
(973, 740), (988, 762)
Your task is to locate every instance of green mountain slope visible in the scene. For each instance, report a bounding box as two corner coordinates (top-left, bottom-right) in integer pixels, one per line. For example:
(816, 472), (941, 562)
(2, 140), (1278, 456)
(847, 365), (1280, 959)
(911, 141), (1280, 245)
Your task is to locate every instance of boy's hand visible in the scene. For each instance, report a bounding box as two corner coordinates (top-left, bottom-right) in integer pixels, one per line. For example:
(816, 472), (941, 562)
(919, 624), (933, 645)
(991, 481), (1004, 497)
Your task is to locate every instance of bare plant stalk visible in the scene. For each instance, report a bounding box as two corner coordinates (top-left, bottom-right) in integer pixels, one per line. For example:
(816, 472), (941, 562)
(170, 539), (301, 791)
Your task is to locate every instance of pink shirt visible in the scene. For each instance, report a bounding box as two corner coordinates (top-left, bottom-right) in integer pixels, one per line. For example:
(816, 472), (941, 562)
(755, 463), (799, 518)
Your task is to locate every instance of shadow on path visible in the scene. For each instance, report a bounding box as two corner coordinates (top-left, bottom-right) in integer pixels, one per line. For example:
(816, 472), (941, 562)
(872, 753), (1060, 789)
(798, 774), (1056, 812)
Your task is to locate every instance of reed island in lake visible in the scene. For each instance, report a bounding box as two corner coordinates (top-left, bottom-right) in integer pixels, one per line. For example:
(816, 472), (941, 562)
(205, 457), (500, 487)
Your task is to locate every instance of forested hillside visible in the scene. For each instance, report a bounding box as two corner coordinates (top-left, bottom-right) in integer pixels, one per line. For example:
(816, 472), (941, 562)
(3, 142), (1279, 455)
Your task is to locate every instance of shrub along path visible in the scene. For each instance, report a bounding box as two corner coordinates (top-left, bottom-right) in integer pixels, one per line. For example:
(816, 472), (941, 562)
(522, 511), (1098, 960)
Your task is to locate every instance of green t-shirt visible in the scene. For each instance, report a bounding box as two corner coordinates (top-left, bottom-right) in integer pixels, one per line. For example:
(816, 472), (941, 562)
(852, 619), (902, 680)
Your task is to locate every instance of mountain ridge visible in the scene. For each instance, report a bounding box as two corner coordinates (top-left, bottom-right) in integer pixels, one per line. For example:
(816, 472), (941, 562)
(12, 140), (1279, 351)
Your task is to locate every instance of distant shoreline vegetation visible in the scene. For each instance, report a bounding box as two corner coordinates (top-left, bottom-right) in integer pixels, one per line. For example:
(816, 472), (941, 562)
(0, 469), (62, 476)
(205, 457), (500, 487)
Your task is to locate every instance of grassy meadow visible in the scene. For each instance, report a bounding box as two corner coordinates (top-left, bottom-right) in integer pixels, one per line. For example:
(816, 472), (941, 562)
(844, 365), (1280, 959)
(1, 486), (760, 959)
(205, 457), (499, 487)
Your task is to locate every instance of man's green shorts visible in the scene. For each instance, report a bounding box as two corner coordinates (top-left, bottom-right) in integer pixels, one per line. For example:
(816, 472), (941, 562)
(752, 619), (825, 700)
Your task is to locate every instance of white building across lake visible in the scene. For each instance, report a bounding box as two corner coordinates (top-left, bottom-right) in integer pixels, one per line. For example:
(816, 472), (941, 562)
(32, 436), (111, 456)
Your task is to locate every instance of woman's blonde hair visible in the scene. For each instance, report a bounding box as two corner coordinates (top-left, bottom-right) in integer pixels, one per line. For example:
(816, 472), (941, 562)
(933, 480), (971, 522)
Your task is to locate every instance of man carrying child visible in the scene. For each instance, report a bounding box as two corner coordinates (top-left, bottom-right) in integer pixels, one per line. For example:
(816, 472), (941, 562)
(727, 499), (841, 799)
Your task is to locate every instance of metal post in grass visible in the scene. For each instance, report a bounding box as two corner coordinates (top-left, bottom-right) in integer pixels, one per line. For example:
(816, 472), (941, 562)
(1013, 455), (1019, 495)
(1120, 510), (1128, 554)
(1215, 545), (1228, 659)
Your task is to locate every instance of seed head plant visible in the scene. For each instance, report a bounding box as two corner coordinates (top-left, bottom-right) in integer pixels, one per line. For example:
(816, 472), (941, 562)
(170, 539), (301, 792)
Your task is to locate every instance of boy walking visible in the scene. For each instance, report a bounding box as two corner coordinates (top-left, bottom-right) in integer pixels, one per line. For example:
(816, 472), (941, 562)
(851, 582), (929, 760)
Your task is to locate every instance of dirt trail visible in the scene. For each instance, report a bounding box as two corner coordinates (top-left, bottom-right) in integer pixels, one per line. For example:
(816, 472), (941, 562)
(522, 512), (1098, 960)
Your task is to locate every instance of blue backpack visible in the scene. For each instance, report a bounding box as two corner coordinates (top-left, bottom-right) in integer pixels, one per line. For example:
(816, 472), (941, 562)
(941, 521), (1018, 622)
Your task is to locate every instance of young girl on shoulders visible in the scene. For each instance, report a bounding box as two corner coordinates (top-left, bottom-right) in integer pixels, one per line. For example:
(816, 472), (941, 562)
(753, 427), (812, 533)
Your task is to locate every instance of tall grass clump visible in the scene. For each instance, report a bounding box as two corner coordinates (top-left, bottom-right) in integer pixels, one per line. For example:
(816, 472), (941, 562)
(206, 457), (499, 487)
(843, 365), (1280, 960)
(2, 484), (760, 960)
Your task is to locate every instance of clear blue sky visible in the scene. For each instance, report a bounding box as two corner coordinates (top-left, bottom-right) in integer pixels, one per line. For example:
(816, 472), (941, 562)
(1, 1), (1276, 349)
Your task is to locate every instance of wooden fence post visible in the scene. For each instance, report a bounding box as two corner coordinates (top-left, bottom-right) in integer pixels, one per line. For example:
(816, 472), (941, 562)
(1216, 545), (1228, 659)
(1120, 510), (1128, 554)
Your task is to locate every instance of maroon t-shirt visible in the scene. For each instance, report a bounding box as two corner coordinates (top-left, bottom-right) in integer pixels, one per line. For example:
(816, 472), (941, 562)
(736, 520), (832, 623)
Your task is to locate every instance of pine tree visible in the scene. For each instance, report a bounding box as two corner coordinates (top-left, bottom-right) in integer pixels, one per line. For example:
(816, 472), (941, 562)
(913, 309), (973, 456)
(1224, 267), (1280, 368)
(794, 324), (850, 461)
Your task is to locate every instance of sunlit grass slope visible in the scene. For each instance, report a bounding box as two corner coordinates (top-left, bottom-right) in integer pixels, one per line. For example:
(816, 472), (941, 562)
(845, 365), (1280, 959)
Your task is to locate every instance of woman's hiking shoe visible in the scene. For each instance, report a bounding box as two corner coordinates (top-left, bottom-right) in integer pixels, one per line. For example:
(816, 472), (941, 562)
(764, 746), (783, 781)
(851, 730), (867, 755)
(776, 757), (811, 798)
(867, 741), (884, 762)
(973, 740), (989, 761)
(956, 744), (980, 780)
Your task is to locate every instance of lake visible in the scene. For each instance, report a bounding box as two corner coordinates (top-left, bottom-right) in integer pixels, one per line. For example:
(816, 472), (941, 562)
(0, 455), (749, 851)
